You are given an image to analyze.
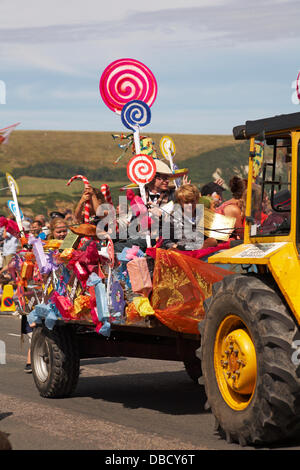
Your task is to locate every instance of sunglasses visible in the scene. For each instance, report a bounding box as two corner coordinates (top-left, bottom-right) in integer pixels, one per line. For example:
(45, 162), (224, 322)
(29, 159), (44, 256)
(155, 174), (169, 181)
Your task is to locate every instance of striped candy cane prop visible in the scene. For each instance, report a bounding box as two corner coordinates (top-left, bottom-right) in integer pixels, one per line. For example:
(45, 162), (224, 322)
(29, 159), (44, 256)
(100, 184), (113, 205)
(67, 175), (90, 223)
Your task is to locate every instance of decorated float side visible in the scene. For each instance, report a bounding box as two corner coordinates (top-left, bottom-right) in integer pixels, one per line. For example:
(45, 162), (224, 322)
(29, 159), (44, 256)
(9, 58), (233, 337)
(2, 59), (236, 396)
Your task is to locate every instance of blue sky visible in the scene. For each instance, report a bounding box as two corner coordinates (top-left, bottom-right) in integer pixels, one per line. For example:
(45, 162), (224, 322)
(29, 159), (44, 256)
(0, 0), (300, 135)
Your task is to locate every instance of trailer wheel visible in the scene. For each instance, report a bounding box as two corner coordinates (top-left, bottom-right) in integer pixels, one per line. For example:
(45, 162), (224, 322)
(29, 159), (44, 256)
(31, 324), (80, 398)
(199, 274), (300, 446)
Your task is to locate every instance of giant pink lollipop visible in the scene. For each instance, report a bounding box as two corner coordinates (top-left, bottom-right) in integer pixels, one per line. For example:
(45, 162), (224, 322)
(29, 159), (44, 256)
(99, 58), (157, 113)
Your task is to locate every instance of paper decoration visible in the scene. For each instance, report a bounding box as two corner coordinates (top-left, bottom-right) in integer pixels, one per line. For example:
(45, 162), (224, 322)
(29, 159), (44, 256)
(111, 281), (125, 315)
(99, 58), (157, 113)
(252, 141), (264, 182)
(121, 99), (151, 130)
(160, 136), (176, 160)
(140, 137), (157, 158)
(67, 174), (90, 223)
(7, 200), (23, 220)
(29, 236), (48, 273)
(52, 292), (73, 320)
(6, 173), (19, 195)
(159, 136), (178, 187)
(126, 189), (151, 231)
(107, 239), (115, 268)
(87, 273), (110, 336)
(6, 172), (23, 232)
(127, 154), (156, 185)
(59, 231), (80, 251)
(202, 209), (236, 241)
(16, 284), (25, 311)
(127, 257), (153, 296)
(132, 297), (155, 317)
(0, 122), (20, 145)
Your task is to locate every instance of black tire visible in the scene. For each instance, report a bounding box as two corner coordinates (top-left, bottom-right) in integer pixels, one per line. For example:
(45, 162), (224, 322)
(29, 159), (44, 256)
(31, 324), (80, 398)
(183, 358), (202, 384)
(198, 274), (300, 446)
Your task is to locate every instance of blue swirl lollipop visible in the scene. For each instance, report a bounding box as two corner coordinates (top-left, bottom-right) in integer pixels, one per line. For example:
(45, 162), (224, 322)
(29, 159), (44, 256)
(121, 99), (151, 130)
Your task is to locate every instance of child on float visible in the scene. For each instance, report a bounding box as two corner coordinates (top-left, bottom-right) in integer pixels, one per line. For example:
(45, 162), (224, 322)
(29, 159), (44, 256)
(214, 176), (246, 239)
(161, 183), (217, 251)
(47, 217), (69, 240)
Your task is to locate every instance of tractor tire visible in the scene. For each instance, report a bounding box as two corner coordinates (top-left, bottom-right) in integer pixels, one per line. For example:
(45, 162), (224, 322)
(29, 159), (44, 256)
(31, 324), (80, 398)
(198, 273), (300, 446)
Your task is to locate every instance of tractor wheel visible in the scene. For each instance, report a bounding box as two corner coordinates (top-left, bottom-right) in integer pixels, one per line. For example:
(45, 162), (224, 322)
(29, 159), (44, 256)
(199, 274), (300, 446)
(31, 324), (80, 398)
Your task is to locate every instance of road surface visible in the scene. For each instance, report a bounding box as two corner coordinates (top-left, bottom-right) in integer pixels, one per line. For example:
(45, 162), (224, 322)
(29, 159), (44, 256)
(0, 314), (298, 452)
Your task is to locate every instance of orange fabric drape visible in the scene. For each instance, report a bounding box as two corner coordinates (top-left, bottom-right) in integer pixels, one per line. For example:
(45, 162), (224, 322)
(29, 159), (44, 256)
(150, 249), (233, 334)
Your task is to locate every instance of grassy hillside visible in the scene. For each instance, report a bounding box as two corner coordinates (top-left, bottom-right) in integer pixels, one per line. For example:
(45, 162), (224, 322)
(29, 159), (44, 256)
(0, 130), (250, 218)
(0, 130), (240, 171)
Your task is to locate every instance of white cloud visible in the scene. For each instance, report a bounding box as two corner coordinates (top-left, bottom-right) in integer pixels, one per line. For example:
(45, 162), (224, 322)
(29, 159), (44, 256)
(0, 0), (299, 77)
(0, 0), (224, 28)
(1, 0), (299, 133)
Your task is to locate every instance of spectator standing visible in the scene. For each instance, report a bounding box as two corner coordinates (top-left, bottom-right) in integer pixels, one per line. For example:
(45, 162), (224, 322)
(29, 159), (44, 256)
(2, 226), (19, 269)
(34, 214), (50, 238)
(74, 185), (105, 224)
(30, 220), (46, 240)
(47, 217), (68, 240)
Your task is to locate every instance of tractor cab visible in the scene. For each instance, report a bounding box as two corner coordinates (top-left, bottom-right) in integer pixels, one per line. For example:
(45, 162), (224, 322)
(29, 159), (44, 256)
(233, 113), (298, 244)
(200, 112), (300, 446)
(208, 111), (300, 322)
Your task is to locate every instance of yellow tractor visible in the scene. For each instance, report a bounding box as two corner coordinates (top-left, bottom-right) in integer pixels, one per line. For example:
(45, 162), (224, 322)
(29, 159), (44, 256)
(199, 111), (300, 446)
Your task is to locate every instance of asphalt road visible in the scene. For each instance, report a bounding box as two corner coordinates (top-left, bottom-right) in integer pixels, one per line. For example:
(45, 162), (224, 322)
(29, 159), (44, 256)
(0, 314), (298, 453)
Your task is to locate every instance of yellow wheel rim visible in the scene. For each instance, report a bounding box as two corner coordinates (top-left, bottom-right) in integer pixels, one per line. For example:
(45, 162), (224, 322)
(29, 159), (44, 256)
(214, 315), (257, 411)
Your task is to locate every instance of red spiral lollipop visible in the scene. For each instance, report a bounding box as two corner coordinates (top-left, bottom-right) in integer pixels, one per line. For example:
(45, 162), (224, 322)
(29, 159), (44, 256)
(100, 58), (157, 113)
(127, 154), (156, 185)
(67, 174), (90, 223)
(100, 184), (113, 205)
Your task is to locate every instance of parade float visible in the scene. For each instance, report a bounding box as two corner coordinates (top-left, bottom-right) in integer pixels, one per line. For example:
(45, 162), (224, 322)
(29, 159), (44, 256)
(2, 58), (232, 399)
(4, 58), (300, 449)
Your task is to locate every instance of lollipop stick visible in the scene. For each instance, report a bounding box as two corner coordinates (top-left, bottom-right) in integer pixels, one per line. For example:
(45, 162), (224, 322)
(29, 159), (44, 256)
(9, 182), (23, 234)
(107, 266), (112, 309)
(167, 142), (178, 189)
(133, 124), (141, 154)
(132, 125), (151, 247)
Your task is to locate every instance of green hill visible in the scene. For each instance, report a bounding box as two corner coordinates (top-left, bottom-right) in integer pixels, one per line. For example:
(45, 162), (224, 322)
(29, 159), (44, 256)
(0, 130), (250, 218)
(0, 130), (240, 171)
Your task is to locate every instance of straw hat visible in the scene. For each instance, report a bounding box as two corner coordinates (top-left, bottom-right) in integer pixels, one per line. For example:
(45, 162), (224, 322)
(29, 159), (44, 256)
(70, 224), (96, 237)
(154, 159), (172, 175)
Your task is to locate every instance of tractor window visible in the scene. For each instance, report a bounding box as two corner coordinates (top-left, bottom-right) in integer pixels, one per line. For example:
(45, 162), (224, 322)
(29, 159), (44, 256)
(250, 137), (291, 237)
